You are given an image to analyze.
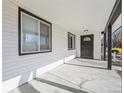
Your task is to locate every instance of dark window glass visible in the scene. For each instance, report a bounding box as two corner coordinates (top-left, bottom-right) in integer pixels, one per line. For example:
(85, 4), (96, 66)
(68, 32), (75, 50)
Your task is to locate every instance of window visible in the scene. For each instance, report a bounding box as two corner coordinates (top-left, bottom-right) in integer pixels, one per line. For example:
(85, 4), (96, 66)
(83, 37), (91, 41)
(68, 32), (75, 50)
(19, 8), (52, 55)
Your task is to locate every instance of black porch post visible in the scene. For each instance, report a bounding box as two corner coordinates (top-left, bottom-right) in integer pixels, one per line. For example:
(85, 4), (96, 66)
(103, 0), (121, 70)
(103, 33), (106, 60)
(107, 26), (112, 70)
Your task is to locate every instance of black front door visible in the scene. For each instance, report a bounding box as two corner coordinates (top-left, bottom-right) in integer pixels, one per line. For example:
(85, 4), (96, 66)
(81, 35), (94, 59)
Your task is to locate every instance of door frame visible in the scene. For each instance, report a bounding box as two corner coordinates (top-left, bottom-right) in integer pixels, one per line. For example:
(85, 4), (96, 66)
(80, 34), (94, 59)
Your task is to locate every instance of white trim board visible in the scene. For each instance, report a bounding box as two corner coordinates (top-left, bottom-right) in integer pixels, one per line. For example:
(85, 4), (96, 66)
(2, 57), (75, 93)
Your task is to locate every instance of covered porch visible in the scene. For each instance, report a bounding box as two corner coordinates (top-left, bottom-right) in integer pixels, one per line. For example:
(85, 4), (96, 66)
(2, 0), (122, 92)
(9, 58), (121, 93)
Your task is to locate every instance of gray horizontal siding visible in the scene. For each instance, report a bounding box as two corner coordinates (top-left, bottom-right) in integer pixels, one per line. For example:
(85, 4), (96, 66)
(3, 0), (76, 86)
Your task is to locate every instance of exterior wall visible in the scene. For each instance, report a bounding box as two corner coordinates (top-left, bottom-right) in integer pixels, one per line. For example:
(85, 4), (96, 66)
(76, 32), (81, 57)
(94, 32), (101, 59)
(2, 0), (80, 92)
(2, 0), (102, 92)
(81, 31), (101, 60)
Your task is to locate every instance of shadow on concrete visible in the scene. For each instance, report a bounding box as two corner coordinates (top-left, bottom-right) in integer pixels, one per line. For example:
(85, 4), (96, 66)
(17, 83), (41, 93)
(65, 63), (107, 70)
(48, 73), (78, 87)
(112, 62), (122, 67)
(115, 70), (122, 78)
(16, 71), (41, 93)
(35, 78), (89, 93)
(76, 58), (106, 64)
(48, 73), (95, 93)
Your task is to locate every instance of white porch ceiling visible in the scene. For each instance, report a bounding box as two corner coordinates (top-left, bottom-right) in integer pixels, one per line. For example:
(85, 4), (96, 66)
(17, 0), (116, 32)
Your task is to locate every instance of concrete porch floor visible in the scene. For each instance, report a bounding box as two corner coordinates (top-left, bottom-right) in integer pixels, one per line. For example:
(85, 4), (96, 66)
(9, 58), (122, 93)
